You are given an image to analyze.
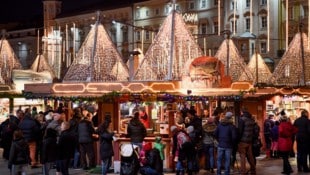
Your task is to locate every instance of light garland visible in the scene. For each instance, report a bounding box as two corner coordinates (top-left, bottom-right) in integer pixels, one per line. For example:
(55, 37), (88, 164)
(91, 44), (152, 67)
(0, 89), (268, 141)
(270, 33), (310, 86)
(63, 24), (129, 82)
(239, 53), (272, 84)
(0, 38), (23, 85)
(30, 54), (56, 78)
(215, 39), (254, 82)
(134, 11), (203, 81)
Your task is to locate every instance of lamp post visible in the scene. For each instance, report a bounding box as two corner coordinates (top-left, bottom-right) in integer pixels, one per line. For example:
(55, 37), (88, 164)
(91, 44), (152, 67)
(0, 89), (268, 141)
(222, 30), (231, 76)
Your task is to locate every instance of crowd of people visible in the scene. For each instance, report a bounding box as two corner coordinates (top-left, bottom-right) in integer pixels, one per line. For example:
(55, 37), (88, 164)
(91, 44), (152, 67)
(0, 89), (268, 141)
(0, 102), (309, 175)
(169, 106), (262, 175)
(0, 104), (103, 175)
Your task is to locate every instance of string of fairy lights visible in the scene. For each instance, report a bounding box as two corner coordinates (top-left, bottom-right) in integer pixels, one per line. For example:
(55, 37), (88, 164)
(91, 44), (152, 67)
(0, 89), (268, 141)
(134, 11), (203, 81)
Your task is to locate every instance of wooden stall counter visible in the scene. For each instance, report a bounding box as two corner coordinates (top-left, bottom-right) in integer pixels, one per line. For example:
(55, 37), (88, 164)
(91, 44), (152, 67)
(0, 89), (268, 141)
(113, 136), (173, 170)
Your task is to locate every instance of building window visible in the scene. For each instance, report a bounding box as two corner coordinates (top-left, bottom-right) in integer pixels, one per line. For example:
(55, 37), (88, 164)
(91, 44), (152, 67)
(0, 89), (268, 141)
(155, 8), (160, 15)
(261, 16), (267, 29)
(189, 2), (195, 10)
(176, 5), (180, 11)
(201, 23), (207, 34)
(165, 6), (169, 14)
(246, 0), (250, 7)
(231, 20), (237, 32)
(145, 30), (150, 40)
(136, 10), (140, 18)
(146, 10), (149, 17)
(261, 0), (267, 6)
(136, 31), (141, 41)
(201, 0), (206, 8)
(231, 1), (237, 10)
(122, 26), (128, 42)
(214, 0), (218, 6)
(260, 42), (267, 53)
(214, 21), (218, 34)
(246, 18), (250, 31)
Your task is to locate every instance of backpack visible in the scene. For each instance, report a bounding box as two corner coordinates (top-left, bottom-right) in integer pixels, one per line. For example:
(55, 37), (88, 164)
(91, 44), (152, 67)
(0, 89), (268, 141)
(177, 131), (190, 149)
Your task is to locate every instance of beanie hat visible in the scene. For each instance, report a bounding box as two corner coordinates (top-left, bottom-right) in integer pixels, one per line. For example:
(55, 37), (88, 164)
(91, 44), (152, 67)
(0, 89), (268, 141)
(225, 112), (233, 119)
(170, 125), (177, 132)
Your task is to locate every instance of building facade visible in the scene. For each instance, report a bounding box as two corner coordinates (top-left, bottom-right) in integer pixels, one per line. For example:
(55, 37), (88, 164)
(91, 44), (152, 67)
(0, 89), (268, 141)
(3, 0), (310, 80)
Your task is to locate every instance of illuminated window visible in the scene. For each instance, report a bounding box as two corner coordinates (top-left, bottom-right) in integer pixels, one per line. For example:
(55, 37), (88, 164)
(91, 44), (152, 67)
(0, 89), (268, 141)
(201, 0), (206, 8)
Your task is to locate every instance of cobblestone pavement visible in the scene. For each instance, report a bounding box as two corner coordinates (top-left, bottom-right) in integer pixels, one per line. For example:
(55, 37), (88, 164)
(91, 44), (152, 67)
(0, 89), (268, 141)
(0, 149), (309, 175)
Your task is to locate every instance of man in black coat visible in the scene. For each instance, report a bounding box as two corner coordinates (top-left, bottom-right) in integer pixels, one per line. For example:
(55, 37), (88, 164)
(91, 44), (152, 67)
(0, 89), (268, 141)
(293, 110), (310, 172)
(57, 121), (78, 175)
(77, 114), (96, 170)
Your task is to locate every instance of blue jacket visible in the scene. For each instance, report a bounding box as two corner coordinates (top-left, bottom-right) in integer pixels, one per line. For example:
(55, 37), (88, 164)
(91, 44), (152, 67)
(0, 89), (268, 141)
(214, 118), (237, 149)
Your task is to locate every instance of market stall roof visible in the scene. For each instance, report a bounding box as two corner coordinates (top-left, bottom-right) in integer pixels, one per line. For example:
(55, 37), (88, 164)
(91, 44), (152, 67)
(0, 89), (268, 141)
(239, 53), (271, 84)
(133, 10), (203, 81)
(0, 37), (23, 85)
(63, 18), (129, 82)
(215, 39), (253, 82)
(269, 32), (310, 86)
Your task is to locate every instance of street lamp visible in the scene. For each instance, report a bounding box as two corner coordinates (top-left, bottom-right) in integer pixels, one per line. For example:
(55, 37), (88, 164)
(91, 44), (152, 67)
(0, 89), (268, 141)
(221, 30), (231, 76)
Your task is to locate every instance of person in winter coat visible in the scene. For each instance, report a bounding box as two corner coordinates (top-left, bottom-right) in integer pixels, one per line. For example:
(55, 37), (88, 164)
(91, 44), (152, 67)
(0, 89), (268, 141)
(154, 136), (165, 174)
(127, 111), (147, 149)
(18, 110), (40, 168)
(0, 115), (19, 160)
(41, 128), (58, 175)
(278, 114), (297, 174)
(8, 130), (30, 175)
(98, 116), (114, 175)
(270, 121), (280, 158)
(263, 112), (275, 159)
(139, 142), (162, 175)
(237, 108), (256, 175)
(56, 121), (78, 175)
(214, 112), (237, 175)
(77, 114), (96, 170)
(293, 109), (310, 172)
(202, 118), (217, 172)
(171, 125), (191, 175)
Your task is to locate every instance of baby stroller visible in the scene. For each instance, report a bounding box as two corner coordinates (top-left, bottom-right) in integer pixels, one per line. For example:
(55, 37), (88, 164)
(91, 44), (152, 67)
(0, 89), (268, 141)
(120, 143), (140, 175)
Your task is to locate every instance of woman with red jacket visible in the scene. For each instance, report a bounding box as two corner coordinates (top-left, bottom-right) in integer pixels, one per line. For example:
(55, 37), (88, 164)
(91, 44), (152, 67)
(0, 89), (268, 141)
(278, 113), (297, 175)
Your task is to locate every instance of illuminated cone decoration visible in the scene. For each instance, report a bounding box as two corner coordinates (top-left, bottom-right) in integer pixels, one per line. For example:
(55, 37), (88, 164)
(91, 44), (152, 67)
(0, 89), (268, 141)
(269, 33), (310, 86)
(31, 54), (56, 78)
(215, 39), (253, 82)
(134, 10), (203, 81)
(0, 38), (22, 85)
(239, 53), (271, 84)
(63, 22), (129, 82)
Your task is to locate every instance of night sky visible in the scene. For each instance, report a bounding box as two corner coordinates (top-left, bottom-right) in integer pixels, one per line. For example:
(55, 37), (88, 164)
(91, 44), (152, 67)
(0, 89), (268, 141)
(0, 0), (145, 23)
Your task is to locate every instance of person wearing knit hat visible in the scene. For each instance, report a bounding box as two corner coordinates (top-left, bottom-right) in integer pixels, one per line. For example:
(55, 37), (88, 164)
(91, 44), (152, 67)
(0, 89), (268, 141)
(225, 112), (233, 119)
(214, 111), (237, 175)
(278, 112), (297, 174)
(264, 110), (275, 160)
